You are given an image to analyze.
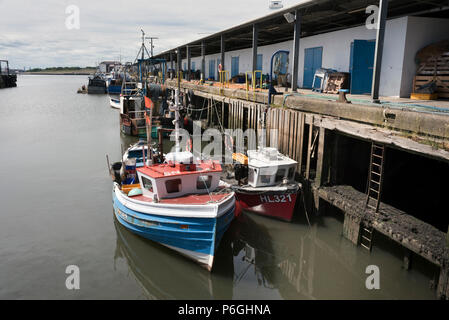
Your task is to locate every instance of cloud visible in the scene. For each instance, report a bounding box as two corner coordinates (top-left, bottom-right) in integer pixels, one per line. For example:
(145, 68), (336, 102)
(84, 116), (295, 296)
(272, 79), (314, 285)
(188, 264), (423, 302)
(0, 0), (304, 68)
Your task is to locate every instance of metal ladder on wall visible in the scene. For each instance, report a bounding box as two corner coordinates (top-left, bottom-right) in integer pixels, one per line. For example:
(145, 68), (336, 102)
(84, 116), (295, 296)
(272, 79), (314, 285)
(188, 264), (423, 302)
(365, 143), (385, 212)
(362, 143), (385, 251)
(360, 226), (374, 251)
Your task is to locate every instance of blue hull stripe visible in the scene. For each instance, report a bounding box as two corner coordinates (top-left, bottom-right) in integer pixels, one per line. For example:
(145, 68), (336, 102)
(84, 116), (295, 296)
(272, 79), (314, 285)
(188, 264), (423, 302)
(112, 192), (234, 256)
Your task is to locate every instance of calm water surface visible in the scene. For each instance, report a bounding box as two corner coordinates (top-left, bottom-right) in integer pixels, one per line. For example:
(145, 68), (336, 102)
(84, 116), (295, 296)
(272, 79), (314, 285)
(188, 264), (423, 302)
(0, 75), (438, 299)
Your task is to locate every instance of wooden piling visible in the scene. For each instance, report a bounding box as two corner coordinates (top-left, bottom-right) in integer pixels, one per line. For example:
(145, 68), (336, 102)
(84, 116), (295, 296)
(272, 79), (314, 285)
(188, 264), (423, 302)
(315, 127), (326, 187)
(306, 116), (314, 180)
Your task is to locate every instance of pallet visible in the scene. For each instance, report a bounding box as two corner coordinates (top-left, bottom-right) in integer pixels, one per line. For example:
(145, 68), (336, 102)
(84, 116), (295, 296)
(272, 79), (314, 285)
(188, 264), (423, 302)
(417, 53), (449, 76)
(413, 75), (449, 98)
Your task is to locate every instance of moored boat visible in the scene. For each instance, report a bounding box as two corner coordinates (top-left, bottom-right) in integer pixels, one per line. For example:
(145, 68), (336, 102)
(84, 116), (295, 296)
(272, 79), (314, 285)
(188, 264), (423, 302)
(231, 147), (301, 222)
(87, 75), (107, 94)
(110, 97), (120, 109)
(112, 151), (235, 271)
(119, 82), (146, 137)
(107, 78), (123, 95)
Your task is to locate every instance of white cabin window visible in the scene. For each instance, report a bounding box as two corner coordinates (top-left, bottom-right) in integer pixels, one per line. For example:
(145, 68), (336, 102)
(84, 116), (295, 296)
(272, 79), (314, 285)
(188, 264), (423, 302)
(166, 179), (182, 193)
(197, 175), (212, 189)
(142, 177), (153, 192)
(259, 175), (271, 184)
(275, 169), (286, 183)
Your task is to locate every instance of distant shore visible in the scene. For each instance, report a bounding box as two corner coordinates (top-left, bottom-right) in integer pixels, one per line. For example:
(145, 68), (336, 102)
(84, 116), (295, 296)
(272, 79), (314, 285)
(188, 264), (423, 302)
(22, 68), (95, 76)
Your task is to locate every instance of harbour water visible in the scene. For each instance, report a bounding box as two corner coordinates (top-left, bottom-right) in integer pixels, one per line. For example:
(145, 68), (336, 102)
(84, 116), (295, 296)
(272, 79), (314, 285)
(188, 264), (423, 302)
(0, 75), (438, 299)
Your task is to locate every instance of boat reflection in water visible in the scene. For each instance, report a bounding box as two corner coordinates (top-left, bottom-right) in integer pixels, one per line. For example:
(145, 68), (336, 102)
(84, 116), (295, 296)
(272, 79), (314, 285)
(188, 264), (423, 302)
(113, 215), (234, 299)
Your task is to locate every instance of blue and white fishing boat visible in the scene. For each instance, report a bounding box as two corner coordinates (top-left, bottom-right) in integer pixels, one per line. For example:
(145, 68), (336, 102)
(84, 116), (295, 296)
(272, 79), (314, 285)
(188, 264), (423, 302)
(111, 92), (235, 271)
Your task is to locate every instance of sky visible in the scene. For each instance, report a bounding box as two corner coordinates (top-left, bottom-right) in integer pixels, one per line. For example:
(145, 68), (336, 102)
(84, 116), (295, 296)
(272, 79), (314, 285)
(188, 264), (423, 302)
(0, 0), (307, 69)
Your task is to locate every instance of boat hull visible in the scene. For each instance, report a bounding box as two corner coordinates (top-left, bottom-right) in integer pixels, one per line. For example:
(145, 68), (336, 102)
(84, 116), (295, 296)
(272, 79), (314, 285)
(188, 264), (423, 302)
(112, 187), (235, 270)
(233, 184), (299, 222)
(87, 86), (107, 94)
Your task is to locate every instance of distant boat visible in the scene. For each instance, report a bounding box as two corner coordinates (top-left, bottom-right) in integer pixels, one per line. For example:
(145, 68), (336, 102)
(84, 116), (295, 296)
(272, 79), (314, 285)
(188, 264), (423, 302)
(87, 75), (107, 94)
(110, 97), (120, 109)
(0, 60), (17, 89)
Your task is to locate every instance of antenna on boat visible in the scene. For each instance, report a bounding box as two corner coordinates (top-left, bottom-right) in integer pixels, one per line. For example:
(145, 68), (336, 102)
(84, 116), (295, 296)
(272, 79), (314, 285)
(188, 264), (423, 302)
(173, 90), (181, 153)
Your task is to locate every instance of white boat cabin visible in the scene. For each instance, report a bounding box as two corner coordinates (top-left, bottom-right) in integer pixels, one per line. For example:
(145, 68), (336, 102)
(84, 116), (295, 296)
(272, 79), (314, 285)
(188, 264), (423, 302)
(247, 148), (297, 188)
(135, 152), (222, 201)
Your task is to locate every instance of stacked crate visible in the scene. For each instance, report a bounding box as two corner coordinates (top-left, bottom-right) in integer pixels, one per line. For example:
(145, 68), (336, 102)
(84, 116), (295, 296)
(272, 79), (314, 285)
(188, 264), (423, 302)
(412, 52), (449, 99)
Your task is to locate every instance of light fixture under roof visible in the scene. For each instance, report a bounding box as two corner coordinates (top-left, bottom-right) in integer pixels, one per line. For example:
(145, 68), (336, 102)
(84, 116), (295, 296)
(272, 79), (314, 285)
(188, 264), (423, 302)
(269, 0), (284, 10)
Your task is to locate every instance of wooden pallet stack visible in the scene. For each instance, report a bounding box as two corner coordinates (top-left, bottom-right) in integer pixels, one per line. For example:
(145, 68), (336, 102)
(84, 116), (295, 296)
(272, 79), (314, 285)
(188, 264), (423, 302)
(412, 51), (449, 99)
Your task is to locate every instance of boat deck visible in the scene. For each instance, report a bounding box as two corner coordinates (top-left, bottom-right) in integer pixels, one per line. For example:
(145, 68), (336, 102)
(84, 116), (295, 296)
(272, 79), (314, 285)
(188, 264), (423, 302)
(130, 192), (232, 205)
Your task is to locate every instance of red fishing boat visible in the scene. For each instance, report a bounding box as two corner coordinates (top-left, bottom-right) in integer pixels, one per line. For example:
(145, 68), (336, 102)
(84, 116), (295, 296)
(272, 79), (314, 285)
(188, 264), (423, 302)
(231, 147), (300, 222)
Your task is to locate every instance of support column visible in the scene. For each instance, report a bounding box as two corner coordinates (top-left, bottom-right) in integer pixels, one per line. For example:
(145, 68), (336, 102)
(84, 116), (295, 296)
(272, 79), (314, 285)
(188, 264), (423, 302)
(186, 45), (191, 81)
(220, 34), (225, 71)
(291, 10), (301, 91)
(201, 41), (206, 82)
(169, 51), (174, 79)
(252, 24), (258, 74)
(371, 0), (389, 103)
(176, 48), (181, 79)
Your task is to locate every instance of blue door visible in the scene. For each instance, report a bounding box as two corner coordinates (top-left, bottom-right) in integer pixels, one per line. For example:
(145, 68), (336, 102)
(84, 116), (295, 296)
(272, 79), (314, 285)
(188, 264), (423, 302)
(231, 56), (239, 77)
(303, 47), (323, 88)
(350, 40), (375, 94)
(209, 60), (215, 80)
(191, 62), (196, 71)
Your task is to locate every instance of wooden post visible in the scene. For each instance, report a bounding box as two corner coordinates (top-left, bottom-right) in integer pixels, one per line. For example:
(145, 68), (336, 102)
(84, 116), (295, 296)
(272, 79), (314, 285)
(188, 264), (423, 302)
(305, 116), (314, 180)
